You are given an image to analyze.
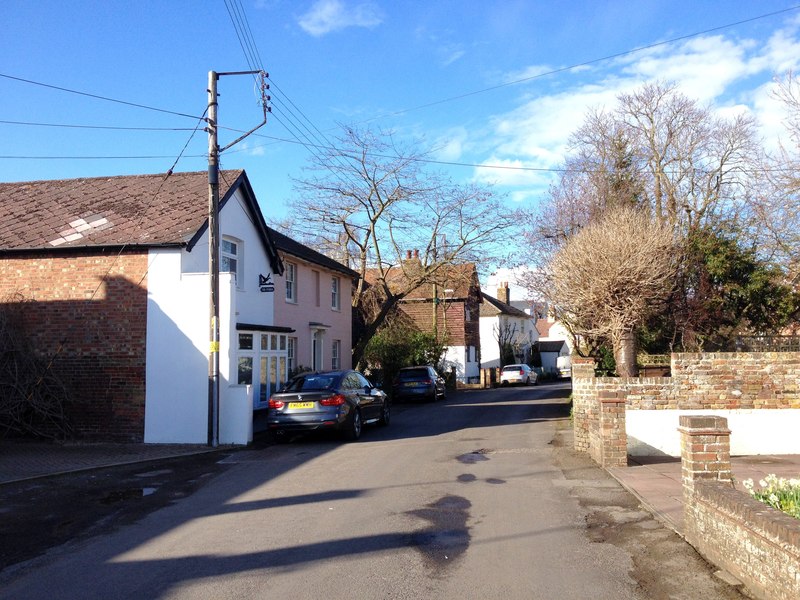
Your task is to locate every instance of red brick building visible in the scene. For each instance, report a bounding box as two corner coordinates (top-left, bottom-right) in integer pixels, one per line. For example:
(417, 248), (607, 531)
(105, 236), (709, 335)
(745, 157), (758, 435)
(367, 253), (482, 382)
(0, 170), (284, 442)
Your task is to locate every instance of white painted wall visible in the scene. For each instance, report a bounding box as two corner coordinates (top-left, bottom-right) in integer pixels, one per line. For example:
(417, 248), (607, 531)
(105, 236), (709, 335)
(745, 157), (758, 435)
(145, 256), (209, 443)
(442, 344), (480, 383)
(479, 314), (538, 369)
(145, 188), (277, 443)
(626, 409), (800, 456)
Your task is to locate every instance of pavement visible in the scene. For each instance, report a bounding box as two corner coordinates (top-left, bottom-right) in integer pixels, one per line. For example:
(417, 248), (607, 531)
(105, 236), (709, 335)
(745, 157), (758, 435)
(1, 437), (799, 538)
(0, 440), (221, 485)
(608, 453), (800, 535)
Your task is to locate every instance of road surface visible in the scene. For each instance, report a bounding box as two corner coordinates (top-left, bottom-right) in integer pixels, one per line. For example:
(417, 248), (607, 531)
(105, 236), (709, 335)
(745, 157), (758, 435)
(0, 382), (743, 599)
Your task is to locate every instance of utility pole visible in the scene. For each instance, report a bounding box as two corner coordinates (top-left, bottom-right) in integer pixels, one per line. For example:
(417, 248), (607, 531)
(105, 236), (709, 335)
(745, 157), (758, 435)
(206, 69), (270, 447)
(207, 71), (221, 448)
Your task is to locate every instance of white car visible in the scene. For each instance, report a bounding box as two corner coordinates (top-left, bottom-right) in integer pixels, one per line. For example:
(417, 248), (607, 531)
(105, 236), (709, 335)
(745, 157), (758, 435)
(500, 364), (538, 386)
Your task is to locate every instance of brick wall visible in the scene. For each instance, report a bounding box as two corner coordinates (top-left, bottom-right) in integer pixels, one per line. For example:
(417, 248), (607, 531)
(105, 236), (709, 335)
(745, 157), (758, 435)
(399, 298), (481, 349)
(687, 483), (800, 600)
(680, 415), (800, 600)
(572, 352), (800, 457)
(0, 250), (149, 441)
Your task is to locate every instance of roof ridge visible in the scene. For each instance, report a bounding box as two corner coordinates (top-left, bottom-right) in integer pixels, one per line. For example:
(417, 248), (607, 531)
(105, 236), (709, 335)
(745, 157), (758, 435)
(0, 169), (243, 187)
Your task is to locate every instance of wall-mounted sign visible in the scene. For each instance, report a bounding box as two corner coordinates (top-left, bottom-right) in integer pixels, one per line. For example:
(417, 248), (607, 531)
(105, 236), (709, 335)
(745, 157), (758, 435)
(259, 273), (275, 293)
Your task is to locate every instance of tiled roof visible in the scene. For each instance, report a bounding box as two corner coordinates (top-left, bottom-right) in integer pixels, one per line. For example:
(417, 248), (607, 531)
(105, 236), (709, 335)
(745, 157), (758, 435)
(365, 261), (480, 299)
(0, 170), (244, 251)
(479, 292), (531, 318)
(266, 227), (358, 278)
(538, 340), (568, 353)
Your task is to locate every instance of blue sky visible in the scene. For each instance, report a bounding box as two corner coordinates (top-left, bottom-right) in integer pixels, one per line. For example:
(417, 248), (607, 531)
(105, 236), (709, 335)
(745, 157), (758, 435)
(4, 1), (800, 294)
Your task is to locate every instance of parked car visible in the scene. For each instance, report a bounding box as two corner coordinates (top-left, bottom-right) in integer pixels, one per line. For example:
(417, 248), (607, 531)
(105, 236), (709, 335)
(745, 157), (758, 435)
(267, 370), (389, 441)
(500, 364), (538, 386)
(392, 366), (446, 402)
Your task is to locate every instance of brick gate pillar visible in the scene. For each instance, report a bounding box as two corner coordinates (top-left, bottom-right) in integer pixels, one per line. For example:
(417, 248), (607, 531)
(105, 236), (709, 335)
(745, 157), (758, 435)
(571, 356), (596, 453)
(678, 415), (732, 501)
(598, 395), (627, 467)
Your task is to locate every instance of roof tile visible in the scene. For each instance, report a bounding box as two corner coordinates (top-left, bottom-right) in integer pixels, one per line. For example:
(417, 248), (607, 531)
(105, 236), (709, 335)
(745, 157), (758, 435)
(0, 170), (243, 250)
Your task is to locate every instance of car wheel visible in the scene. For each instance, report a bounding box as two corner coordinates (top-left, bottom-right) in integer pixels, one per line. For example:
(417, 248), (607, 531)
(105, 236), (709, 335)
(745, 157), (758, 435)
(378, 400), (391, 426)
(344, 409), (362, 441)
(525, 376), (531, 385)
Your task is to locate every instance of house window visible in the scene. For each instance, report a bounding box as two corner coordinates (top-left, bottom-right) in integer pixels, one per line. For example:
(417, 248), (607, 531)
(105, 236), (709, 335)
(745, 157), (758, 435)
(237, 333), (254, 385)
(332, 339), (341, 370)
(221, 238), (241, 285)
(331, 277), (340, 310)
(313, 271), (320, 307)
(287, 337), (297, 374)
(286, 263), (297, 302)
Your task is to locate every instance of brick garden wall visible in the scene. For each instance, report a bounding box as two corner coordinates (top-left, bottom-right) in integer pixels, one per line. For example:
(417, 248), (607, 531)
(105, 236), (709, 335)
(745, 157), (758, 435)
(0, 250), (149, 441)
(688, 482), (800, 600)
(680, 415), (800, 600)
(572, 352), (800, 464)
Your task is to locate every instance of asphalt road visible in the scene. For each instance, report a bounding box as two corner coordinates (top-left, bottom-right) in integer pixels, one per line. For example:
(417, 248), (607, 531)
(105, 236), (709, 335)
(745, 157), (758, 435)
(0, 382), (745, 599)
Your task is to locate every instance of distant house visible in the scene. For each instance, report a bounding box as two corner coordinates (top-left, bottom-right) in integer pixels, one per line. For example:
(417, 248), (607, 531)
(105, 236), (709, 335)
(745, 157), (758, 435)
(0, 170), (351, 444)
(537, 340), (570, 376)
(267, 226), (357, 375)
(479, 282), (538, 368)
(366, 252), (482, 383)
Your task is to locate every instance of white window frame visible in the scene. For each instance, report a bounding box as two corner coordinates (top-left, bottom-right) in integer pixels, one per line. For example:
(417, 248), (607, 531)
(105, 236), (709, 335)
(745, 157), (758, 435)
(286, 262), (297, 303)
(332, 339), (341, 370)
(221, 237), (242, 288)
(236, 333), (254, 386)
(287, 336), (297, 374)
(331, 276), (340, 310)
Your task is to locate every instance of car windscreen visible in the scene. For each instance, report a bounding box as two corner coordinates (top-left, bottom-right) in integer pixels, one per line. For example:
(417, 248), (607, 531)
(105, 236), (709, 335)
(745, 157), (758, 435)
(282, 374), (337, 392)
(397, 368), (430, 380)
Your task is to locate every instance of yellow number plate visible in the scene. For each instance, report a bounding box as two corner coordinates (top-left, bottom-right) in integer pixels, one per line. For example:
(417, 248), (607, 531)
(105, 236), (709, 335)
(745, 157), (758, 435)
(288, 402), (314, 409)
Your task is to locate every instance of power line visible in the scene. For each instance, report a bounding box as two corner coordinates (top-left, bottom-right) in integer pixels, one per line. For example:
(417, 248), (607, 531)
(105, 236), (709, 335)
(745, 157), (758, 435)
(357, 5), (800, 123)
(0, 119), (197, 131)
(0, 72), (203, 120)
(222, 0), (365, 191)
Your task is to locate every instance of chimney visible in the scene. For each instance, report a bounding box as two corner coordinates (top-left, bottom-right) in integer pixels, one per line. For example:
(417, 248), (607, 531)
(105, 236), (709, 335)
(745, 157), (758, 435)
(413, 249), (419, 258)
(497, 281), (510, 305)
(406, 250), (412, 259)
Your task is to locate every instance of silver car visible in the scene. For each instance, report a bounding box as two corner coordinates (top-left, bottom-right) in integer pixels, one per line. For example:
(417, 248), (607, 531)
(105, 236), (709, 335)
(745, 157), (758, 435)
(500, 364), (538, 386)
(267, 370), (389, 441)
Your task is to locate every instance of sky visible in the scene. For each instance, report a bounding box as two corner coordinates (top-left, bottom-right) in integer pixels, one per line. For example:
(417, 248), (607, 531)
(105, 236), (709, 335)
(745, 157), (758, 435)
(4, 1), (800, 292)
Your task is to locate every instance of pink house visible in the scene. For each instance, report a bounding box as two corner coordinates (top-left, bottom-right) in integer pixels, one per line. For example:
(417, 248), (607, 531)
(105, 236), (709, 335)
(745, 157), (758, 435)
(267, 227), (356, 375)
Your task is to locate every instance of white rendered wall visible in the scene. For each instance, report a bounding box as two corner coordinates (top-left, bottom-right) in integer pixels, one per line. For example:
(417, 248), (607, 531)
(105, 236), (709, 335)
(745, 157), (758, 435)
(442, 345), (479, 382)
(479, 316), (501, 368)
(145, 189), (276, 443)
(626, 409), (800, 456)
(145, 252), (209, 443)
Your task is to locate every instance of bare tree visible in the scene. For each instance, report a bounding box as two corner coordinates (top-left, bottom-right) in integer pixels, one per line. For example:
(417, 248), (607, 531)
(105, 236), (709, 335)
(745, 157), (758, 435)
(289, 125), (521, 367)
(749, 71), (800, 278)
(527, 81), (759, 261)
(548, 207), (678, 376)
(493, 319), (519, 365)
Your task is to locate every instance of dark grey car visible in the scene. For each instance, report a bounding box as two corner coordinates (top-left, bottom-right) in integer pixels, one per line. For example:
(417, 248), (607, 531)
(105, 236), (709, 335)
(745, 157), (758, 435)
(267, 370), (389, 441)
(391, 366), (447, 402)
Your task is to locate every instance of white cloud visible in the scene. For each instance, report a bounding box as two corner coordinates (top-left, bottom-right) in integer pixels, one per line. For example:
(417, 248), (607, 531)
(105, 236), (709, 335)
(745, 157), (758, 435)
(298, 0), (382, 37)
(440, 47), (465, 67)
(470, 22), (800, 201)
